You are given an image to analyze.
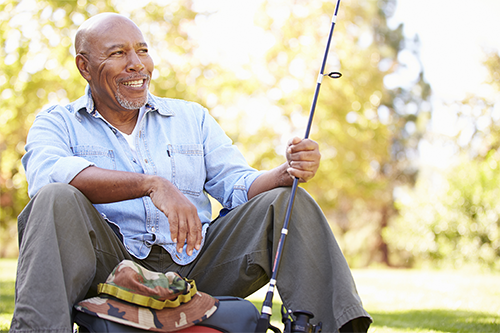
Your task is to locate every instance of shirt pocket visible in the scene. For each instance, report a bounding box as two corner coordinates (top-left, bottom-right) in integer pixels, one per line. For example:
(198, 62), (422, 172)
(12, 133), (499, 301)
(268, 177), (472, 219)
(169, 144), (205, 196)
(71, 145), (116, 170)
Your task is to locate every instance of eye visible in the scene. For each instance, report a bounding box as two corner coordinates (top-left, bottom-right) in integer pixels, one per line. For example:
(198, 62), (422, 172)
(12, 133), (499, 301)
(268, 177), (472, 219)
(111, 50), (124, 56)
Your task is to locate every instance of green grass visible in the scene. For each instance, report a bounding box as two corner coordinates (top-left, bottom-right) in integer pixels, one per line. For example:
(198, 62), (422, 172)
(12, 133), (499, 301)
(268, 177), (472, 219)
(0, 259), (16, 333)
(352, 269), (500, 333)
(1, 259), (499, 332)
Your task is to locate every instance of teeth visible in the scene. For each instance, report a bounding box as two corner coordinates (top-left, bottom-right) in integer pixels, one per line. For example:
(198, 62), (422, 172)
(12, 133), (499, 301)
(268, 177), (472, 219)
(122, 79), (143, 87)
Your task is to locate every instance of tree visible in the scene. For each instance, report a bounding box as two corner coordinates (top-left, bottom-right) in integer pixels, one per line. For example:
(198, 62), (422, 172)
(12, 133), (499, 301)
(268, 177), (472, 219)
(387, 152), (500, 270)
(0, 0), (430, 266)
(203, 0), (430, 266)
(386, 50), (500, 270)
(0, 0), (208, 256)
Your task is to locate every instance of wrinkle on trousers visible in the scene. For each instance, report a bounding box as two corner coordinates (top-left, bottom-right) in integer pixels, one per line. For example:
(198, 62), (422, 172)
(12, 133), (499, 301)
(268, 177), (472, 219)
(10, 183), (371, 333)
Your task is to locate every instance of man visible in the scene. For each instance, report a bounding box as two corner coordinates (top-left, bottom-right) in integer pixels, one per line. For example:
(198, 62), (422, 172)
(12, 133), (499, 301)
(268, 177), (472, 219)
(11, 13), (371, 333)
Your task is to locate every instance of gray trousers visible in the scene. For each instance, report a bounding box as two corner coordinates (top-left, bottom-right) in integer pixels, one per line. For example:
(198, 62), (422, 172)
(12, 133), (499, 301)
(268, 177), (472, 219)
(10, 183), (371, 333)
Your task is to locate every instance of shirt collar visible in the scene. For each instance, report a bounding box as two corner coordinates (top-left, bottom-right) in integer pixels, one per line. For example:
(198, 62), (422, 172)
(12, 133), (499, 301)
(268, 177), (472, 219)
(74, 85), (175, 117)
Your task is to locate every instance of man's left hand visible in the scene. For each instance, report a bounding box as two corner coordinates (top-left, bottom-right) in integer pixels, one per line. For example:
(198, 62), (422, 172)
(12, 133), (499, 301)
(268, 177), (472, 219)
(286, 137), (321, 182)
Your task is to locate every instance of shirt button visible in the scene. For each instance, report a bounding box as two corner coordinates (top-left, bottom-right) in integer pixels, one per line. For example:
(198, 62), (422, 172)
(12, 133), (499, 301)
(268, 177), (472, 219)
(151, 227), (156, 233)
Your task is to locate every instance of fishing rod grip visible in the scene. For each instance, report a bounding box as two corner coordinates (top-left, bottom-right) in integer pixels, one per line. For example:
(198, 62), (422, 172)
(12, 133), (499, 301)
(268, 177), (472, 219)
(255, 317), (271, 333)
(255, 289), (274, 332)
(254, 179), (299, 333)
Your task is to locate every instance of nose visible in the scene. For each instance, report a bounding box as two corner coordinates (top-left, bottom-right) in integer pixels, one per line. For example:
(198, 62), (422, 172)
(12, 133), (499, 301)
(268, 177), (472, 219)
(126, 51), (145, 72)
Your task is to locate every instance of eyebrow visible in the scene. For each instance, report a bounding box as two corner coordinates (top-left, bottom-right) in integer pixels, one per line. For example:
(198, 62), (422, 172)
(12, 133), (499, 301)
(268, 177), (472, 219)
(105, 42), (149, 53)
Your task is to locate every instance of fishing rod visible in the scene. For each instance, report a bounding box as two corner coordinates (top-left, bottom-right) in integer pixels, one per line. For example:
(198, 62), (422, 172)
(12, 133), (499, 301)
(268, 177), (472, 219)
(255, 1), (343, 332)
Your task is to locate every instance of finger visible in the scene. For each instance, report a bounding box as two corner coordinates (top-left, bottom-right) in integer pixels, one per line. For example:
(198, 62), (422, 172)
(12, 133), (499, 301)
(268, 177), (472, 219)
(169, 213), (179, 244)
(185, 230), (201, 257)
(287, 137), (302, 154)
(289, 160), (318, 172)
(288, 136), (302, 146)
(297, 139), (318, 151)
(287, 137), (303, 155)
(288, 152), (321, 168)
(287, 167), (314, 183)
(185, 214), (202, 256)
(176, 217), (188, 253)
(288, 139), (319, 157)
(191, 213), (202, 251)
(194, 228), (202, 251)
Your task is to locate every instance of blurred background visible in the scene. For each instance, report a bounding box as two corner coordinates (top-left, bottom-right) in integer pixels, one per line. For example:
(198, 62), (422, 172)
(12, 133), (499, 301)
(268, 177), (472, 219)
(0, 0), (499, 273)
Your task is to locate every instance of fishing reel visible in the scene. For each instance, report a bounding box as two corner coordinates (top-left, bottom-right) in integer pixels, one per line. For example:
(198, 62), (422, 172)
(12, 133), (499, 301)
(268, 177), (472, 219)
(264, 306), (322, 333)
(280, 306), (322, 333)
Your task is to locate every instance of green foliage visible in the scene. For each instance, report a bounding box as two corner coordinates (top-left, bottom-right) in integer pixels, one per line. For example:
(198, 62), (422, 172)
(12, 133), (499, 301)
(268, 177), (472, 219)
(388, 154), (500, 270)
(386, 51), (500, 270)
(230, 0), (431, 266)
(0, 0), (207, 257)
(453, 51), (500, 155)
(0, 0), (431, 266)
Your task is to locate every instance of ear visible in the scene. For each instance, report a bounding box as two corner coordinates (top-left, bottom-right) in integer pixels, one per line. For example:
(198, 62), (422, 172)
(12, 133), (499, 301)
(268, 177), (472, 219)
(76, 54), (91, 81)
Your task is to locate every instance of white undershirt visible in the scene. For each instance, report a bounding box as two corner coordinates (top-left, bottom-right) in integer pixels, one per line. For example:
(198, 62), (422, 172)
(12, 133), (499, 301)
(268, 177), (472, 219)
(118, 106), (146, 159)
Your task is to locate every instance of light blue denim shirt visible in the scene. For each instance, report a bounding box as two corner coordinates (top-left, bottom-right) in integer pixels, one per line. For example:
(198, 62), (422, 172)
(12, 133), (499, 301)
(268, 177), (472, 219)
(22, 86), (264, 264)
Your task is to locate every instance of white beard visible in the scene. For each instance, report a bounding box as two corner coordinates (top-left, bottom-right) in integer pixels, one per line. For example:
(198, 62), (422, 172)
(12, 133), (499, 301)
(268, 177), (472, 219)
(115, 85), (147, 110)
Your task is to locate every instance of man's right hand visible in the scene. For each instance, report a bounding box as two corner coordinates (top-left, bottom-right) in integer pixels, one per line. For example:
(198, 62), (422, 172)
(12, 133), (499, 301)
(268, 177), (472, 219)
(70, 166), (202, 256)
(148, 177), (202, 256)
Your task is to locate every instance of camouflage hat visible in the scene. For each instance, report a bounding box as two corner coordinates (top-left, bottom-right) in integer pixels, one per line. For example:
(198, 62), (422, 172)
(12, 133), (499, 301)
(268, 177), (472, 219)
(75, 260), (218, 332)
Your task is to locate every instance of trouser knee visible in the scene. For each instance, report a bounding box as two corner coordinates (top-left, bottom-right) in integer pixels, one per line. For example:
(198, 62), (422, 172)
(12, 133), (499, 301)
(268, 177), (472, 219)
(254, 186), (313, 206)
(34, 182), (87, 203)
(253, 187), (320, 226)
(18, 183), (94, 244)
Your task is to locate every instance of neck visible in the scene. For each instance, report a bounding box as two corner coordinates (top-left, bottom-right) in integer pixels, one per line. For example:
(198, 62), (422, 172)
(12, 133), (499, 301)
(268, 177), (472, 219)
(100, 108), (139, 135)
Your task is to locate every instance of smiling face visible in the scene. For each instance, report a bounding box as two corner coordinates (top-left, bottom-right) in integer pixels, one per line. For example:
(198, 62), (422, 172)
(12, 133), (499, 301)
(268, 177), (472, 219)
(75, 14), (154, 117)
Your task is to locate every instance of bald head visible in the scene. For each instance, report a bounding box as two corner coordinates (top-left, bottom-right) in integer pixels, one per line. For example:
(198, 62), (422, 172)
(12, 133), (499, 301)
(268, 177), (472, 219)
(73, 12), (154, 116)
(75, 13), (139, 56)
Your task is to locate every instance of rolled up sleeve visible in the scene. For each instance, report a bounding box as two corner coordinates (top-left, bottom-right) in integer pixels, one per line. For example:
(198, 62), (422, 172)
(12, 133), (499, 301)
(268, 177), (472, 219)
(201, 108), (264, 209)
(49, 156), (94, 185)
(230, 170), (265, 207)
(22, 106), (94, 198)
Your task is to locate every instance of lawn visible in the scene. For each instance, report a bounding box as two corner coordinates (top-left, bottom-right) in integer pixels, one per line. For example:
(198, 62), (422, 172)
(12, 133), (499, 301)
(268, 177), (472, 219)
(1, 259), (499, 332)
(351, 269), (500, 332)
(0, 259), (15, 333)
